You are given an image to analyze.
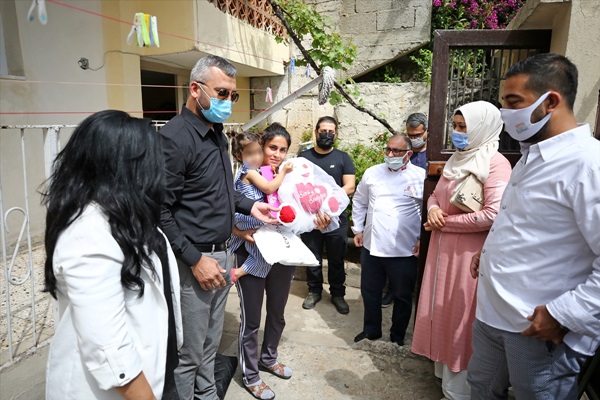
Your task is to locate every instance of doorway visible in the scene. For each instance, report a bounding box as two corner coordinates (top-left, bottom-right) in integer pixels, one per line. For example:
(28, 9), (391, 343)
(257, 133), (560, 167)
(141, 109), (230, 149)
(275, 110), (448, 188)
(141, 70), (178, 122)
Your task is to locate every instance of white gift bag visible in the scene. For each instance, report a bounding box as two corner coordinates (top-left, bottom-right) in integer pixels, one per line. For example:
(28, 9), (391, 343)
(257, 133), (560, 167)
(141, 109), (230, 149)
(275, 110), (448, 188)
(253, 224), (319, 267)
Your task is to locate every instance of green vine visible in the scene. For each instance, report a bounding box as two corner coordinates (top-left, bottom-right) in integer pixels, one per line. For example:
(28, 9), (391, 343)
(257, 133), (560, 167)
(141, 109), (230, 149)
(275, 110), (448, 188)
(273, 0), (357, 71)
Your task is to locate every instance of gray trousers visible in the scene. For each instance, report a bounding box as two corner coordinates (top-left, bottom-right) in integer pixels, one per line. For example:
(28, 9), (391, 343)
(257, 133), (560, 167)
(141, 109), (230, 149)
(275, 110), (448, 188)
(236, 264), (295, 386)
(467, 319), (585, 400)
(174, 251), (232, 400)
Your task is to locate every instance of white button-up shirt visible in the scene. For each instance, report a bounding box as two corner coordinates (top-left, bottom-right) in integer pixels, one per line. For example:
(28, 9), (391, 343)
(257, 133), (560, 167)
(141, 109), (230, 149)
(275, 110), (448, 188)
(477, 124), (600, 355)
(352, 162), (425, 257)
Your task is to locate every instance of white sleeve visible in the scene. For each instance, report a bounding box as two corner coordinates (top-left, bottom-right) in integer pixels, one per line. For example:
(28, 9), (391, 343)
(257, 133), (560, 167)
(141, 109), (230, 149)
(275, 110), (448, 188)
(351, 170), (370, 234)
(546, 163), (600, 352)
(54, 221), (144, 390)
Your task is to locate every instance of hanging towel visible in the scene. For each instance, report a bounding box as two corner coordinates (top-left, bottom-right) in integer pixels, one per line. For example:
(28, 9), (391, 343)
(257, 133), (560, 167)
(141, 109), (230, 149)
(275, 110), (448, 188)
(265, 87), (273, 103)
(151, 15), (160, 47)
(141, 13), (151, 46)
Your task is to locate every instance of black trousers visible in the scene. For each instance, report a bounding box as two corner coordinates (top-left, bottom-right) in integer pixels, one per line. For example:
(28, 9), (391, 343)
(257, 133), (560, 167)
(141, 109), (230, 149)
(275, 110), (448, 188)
(360, 248), (418, 344)
(301, 220), (348, 297)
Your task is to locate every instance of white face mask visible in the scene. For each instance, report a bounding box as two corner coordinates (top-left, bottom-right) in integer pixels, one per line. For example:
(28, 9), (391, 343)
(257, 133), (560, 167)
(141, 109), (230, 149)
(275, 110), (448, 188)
(384, 154), (409, 171)
(500, 91), (552, 142)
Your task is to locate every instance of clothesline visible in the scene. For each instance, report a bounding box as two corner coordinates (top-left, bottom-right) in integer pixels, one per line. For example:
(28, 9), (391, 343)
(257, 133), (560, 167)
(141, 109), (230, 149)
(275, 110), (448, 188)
(0, 79), (269, 91)
(45, 0), (282, 64)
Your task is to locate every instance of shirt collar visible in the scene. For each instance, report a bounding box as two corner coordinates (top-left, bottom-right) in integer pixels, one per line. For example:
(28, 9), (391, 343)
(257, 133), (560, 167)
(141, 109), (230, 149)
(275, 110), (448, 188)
(534, 124), (591, 162)
(180, 106), (224, 137)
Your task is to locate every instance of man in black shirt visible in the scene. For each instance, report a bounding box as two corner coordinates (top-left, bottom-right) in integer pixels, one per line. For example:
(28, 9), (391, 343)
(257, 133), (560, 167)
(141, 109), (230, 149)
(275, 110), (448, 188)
(299, 116), (356, 314)
(160, 55), (275, 400)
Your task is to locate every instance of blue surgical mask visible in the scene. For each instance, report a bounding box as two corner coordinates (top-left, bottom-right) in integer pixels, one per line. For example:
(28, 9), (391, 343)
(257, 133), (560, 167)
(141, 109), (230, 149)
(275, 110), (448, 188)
(451, 131), (469, 150)
(196, 86), (232, 123)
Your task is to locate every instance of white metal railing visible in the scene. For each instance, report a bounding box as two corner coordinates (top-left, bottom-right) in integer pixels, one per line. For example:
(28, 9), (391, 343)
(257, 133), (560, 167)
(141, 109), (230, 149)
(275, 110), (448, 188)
(1, 124), (75, 366)
(0, 120), (243, 367)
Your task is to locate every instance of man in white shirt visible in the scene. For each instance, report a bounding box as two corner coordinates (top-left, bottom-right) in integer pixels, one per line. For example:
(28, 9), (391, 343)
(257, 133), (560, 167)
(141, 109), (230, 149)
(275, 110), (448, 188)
(351, 133), (425, 346)
(468, 53), (600, 399)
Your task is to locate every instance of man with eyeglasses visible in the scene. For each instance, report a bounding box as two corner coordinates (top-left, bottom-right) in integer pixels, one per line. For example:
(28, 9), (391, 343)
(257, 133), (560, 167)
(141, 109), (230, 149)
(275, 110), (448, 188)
(406, 112), (428, 170)
(298, 116), (356, 314)
(351, 133), (425, 347)
(381, 113), (429, 308)
(159, 55), (276, 400)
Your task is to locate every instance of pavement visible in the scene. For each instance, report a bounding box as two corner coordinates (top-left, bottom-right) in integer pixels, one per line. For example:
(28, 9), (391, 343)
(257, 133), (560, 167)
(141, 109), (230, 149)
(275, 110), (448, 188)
(219, 267), (443, 400)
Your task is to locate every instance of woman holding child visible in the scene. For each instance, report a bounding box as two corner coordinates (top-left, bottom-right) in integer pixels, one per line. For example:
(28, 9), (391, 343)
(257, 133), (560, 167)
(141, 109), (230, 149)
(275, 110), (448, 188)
(231, 123), (330, 400)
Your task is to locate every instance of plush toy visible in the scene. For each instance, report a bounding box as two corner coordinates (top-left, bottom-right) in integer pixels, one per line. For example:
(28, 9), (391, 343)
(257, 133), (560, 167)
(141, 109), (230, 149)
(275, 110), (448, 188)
(275, 157), (349, 234)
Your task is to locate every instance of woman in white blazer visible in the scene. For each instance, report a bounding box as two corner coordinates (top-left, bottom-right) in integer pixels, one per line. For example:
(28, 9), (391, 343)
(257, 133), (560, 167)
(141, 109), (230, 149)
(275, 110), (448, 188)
(43, 110), (183, 400)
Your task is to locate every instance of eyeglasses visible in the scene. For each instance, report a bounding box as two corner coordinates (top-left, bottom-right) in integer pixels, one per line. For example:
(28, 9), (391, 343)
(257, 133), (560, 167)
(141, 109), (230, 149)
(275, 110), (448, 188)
(195, 81), (239, 103)
(317, 130), (335, 135)
(407, 131), (426, 139)
(384, 147), (411, 156)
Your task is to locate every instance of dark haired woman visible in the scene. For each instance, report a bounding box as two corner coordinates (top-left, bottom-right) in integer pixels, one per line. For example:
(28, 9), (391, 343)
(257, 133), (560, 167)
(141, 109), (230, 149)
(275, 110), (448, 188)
(43, 110), (182, 400)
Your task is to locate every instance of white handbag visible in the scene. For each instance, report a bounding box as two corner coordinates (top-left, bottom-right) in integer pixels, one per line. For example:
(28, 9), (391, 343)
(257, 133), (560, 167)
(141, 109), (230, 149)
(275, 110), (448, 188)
(449, 174), (484, 213)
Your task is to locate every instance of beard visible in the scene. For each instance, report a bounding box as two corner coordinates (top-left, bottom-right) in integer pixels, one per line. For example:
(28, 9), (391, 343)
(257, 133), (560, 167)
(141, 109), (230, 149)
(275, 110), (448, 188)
(523, 104), (550, 144)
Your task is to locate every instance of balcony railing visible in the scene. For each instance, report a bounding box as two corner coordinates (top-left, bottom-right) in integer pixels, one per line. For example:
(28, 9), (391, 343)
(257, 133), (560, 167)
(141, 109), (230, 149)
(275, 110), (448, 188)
(207, 0), (286, 37)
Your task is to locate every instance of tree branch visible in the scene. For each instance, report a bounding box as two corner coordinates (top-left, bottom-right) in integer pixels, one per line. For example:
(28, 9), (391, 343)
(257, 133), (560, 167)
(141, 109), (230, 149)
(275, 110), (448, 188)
(267, 0), (398, 134)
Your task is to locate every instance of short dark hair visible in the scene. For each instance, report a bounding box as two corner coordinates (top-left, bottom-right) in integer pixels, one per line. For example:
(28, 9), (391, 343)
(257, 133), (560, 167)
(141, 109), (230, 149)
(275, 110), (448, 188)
(406, 113), (428, 130)
(262, 122), (291, 148)
(505, 53), (578, 110)
(315, 116), (338, 132)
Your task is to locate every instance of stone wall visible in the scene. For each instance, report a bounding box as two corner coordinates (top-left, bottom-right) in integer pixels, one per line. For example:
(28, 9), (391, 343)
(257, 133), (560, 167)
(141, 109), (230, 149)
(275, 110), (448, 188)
(250, 74), (430, 152)
(311, 0), (432, 77)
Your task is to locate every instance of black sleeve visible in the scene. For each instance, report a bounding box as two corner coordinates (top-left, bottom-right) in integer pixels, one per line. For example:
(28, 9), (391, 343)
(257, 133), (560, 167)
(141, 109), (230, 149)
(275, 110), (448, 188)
(159, 133), (203, 267)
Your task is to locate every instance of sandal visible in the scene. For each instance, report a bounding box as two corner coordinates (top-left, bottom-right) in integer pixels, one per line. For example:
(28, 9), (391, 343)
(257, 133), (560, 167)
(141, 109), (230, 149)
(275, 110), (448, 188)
(258, 361), (293, 380)
(244, 380), (275, 400)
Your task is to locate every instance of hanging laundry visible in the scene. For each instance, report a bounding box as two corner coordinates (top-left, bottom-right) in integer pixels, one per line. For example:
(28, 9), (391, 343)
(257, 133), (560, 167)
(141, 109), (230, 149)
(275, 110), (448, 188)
(127, 13), (160, 48)
(265, 87), (273, 103)
(28, 0), (47, 25)
(141, 13), (151, 47)
(305, 64), (313, 78)
(289, 58), (296, 75)
(150, 15), (160, 47)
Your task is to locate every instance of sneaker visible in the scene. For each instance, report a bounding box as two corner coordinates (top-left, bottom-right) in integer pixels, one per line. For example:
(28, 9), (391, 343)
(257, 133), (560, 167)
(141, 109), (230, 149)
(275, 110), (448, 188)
(381, 290), (394, 308)
(331, 296), (349, 314)
(353, 331), (382, 343)
(302, 292), (322, 309)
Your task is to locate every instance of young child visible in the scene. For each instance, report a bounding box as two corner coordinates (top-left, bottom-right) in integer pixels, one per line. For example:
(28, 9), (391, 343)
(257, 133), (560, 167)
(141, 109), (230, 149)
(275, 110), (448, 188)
(229, 131), (293, 281)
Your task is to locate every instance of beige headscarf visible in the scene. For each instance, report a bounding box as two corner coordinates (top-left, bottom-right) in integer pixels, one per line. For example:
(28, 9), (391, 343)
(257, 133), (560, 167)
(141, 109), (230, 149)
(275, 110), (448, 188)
(442, 101), (502, 183)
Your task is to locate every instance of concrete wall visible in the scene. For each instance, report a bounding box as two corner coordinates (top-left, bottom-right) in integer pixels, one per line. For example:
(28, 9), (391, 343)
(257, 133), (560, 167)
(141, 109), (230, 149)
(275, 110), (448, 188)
(250, 74), (429, 153)
(310, 0), (432, 77)
(507, 0), (600, 129)
(335, 82), (430, 145)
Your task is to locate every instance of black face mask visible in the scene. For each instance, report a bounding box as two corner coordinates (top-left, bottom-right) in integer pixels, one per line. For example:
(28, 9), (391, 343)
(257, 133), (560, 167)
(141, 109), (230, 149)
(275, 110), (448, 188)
(316, 132), (335, 150)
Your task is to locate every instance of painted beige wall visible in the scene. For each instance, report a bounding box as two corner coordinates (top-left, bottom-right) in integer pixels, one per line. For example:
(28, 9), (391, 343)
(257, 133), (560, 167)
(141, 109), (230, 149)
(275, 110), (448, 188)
(1, 0), (109, 241)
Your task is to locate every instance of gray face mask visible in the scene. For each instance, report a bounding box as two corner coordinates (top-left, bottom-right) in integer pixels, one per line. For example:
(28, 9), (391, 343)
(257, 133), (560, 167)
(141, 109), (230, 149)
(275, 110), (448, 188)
(410, 136), (425, 149)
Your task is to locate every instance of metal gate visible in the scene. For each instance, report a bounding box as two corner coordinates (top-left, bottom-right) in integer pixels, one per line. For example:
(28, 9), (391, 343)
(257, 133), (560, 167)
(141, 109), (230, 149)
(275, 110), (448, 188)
(415, 28), (552, 330)
(416, 28), (599, 397)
